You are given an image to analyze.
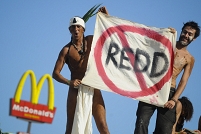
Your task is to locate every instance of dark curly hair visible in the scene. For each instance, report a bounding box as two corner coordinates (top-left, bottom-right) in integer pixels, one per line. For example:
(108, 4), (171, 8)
(179, 96), (194, 122)
(182, 21), (200, 39)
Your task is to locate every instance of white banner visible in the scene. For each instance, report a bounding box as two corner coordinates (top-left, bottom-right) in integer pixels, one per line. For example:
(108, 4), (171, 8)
(82, 13), (176, 107)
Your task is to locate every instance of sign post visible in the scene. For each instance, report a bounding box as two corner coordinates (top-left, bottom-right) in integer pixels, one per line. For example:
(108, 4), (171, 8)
(27, 121), (31, 133)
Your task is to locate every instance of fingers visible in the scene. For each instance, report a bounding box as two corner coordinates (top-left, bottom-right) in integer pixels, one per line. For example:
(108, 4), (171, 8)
(194, 130), (201, 133)
(164, 100), (175, 109)
(71, 79), (81, 87)
(98, 6), (109, 15)
(168, 27), (176, 34)
(98, 6), (105, 12)
(75, 79), (81, 85)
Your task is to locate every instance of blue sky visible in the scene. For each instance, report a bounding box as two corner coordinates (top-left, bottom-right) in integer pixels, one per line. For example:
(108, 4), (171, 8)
(1, 1), (201, 134)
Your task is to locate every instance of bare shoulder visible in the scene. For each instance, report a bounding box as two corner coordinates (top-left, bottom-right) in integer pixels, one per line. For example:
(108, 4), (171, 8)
(86, 35), (93, 41)
(176, 100), (182, 110)
(85, 35), (93, 45)
(176, 101), (182, 113)
(59, 44), (70, 57)
(186, 51), (194, 59)
(189, 54), (195, 63)
(186, 51), (195, 66)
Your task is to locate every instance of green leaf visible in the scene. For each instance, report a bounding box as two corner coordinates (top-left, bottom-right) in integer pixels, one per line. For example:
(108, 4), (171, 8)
(82, 4), (102, 23)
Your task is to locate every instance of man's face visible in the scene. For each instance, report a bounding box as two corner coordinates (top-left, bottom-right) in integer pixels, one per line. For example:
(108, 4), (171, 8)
(69, 25), (84, 40)
(179, 26), (196, 46)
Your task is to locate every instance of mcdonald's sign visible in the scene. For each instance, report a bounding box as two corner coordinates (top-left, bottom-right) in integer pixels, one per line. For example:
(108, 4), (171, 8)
(9, 70), (56, 124)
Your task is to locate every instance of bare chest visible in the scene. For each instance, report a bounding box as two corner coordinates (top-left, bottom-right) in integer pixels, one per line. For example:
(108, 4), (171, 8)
(67, 43), (90, 71)
(174, 50), (190, 70)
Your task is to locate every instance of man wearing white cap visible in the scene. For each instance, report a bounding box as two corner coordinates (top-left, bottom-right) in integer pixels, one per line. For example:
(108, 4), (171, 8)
(52, 7), (110, 134)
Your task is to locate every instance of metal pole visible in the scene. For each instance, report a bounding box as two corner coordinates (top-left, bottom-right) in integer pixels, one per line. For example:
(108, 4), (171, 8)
(27, 121), (32, 133)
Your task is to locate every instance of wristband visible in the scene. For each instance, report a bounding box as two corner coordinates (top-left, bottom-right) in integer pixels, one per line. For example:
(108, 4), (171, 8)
(66, 80), (71, 85)
(171, 98), (177, 103)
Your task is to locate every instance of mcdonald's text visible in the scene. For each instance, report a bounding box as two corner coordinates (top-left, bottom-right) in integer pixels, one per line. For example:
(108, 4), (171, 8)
(10, 98), (56, 123)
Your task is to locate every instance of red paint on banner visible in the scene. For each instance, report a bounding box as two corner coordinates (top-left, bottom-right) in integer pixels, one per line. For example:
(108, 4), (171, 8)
(94, 25), (173, 98)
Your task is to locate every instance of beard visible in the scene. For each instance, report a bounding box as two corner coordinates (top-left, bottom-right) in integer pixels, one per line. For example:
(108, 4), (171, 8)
(179, 36), (193, 46)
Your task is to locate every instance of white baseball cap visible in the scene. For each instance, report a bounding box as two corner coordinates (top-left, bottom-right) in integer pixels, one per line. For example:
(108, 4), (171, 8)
(69, 16), (85, 29)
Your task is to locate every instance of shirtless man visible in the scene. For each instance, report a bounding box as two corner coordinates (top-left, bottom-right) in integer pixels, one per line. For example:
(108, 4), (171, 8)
(52, 7), (110, 134)
(134, 21), (200, 134)
(172, 97), (201, 134)
(172, 96), (193, 133)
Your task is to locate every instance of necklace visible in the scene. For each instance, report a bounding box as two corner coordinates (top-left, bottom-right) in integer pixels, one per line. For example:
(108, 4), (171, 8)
(67, 42), (85, 69)
(72, 42), (84, 55)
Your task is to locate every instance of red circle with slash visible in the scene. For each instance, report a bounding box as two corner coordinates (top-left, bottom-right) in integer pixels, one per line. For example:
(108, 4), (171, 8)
(94, 25), (173, 98)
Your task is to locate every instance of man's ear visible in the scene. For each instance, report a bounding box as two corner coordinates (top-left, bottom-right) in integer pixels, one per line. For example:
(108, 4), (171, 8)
(69, 27), (72, 33)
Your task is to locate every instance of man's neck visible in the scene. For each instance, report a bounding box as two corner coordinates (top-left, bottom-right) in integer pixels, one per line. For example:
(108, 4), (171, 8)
(176, 41), (188, 50)
(72, 39), (83, 47)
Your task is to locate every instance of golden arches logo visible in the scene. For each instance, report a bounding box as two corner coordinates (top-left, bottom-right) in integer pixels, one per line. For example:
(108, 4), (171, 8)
(14, 70), (55, 110)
